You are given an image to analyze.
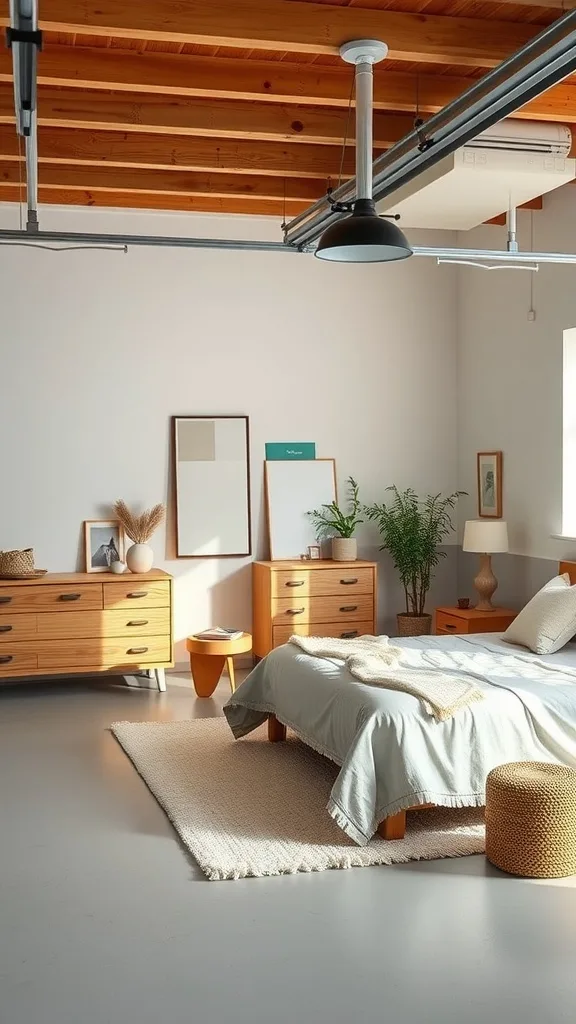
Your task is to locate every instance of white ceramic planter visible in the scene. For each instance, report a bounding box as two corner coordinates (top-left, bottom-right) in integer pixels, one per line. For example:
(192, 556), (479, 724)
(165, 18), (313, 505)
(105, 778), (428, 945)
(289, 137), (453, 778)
(126, 543), (154, 573)
(331, 537), (357, 561)
(110, 560), (126, 574)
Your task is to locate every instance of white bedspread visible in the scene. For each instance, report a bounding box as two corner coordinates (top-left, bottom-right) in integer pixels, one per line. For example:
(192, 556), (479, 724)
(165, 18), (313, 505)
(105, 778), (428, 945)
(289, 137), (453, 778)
(223, 634), (576, 845)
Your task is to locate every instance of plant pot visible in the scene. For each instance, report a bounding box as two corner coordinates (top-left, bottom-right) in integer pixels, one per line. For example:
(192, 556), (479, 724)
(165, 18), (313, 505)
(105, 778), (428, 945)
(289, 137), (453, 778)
(331, 537), (357, 561)
(396, 613), (432, 637)
(126, 543), (154, 574)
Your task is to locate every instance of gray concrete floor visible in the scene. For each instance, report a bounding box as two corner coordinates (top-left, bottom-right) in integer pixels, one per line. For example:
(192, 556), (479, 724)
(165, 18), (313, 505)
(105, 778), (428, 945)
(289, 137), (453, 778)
(1, 671), (576, 1024)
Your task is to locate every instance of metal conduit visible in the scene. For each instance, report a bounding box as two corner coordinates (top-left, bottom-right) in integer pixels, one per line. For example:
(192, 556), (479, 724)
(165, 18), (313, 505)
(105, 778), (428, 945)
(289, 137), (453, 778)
(284, 10), (576, 250)
(8, 0), (40, 232)
(1, 230), (576, 266)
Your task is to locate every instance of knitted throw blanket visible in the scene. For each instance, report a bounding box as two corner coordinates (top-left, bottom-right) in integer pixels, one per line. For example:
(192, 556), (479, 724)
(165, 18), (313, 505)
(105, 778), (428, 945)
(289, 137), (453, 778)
(289, 634), (485, 722)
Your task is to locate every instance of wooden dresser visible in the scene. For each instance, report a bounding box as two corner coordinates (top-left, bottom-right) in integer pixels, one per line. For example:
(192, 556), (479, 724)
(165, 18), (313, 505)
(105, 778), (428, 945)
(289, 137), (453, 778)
(0, 570), (173, 691)
(253, 560), (378, 658)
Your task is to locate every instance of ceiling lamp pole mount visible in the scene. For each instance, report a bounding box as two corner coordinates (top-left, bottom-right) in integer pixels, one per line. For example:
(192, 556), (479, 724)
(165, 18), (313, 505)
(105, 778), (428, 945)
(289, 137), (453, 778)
(315, 39), (412, 264)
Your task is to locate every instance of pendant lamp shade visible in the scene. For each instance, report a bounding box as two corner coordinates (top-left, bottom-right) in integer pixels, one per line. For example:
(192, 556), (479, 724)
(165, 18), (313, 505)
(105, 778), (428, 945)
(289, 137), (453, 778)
(315, 199), (412, 263)
(315, 39), (412, 265)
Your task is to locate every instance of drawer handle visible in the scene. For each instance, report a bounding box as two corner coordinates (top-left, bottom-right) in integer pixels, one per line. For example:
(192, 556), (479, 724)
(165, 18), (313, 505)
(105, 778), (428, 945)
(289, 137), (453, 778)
(0, 624), (13, 633)
(128, 646), (149, 655)
(340, 630), (358, 639)
(340, 578), (358, 586)
(340, 605), (358, 612)
(127, 619), (149, 627)
(59, 592), (82, 602)
(0, 596), (13, 604)
(286, 608), (305, 616)
(285, 581), (304, 588)
(128, 591), (148, 599)
(0, 654), (14, 664)
(443, 623), (457, 631)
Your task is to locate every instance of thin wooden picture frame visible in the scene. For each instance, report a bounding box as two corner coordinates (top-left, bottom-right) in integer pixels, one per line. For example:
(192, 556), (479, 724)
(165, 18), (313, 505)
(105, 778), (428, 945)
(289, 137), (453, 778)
(477, 451), (503, 518)
(84, 519), (125, 573)
(171, 415), (251, 559)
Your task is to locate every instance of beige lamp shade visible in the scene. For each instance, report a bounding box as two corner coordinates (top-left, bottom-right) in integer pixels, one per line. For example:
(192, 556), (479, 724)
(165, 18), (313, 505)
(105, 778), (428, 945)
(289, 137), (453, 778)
(463, 520), (509, 554)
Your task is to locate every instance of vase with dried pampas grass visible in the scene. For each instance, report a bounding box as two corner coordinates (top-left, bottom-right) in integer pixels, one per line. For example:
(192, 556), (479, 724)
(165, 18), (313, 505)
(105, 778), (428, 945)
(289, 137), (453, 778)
(114, 500), (165, 574)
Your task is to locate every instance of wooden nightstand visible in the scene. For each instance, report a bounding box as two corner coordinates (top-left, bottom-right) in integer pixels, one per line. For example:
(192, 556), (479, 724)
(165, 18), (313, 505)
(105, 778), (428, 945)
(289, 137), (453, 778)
(435, 606), (517, 636)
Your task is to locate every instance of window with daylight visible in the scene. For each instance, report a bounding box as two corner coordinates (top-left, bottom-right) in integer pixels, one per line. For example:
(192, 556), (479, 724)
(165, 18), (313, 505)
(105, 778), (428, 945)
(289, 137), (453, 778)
(562, 327), (576, 536)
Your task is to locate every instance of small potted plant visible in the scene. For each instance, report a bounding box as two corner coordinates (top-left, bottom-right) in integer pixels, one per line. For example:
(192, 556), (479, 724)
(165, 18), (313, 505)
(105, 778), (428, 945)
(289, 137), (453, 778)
(365, 486), (464, 635)
(308, 477), (363, 561)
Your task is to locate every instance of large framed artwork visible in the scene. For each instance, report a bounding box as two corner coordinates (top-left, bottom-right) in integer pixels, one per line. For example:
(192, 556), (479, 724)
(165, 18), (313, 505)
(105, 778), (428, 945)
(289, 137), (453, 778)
(265, 458), (337, 559)
(477, 451), (503, 518)
(172, 416), (251, 557)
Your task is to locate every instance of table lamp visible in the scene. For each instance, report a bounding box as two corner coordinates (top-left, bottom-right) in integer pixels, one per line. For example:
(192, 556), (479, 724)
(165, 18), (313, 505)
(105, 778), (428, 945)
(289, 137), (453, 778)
(462, 520), (509, 611)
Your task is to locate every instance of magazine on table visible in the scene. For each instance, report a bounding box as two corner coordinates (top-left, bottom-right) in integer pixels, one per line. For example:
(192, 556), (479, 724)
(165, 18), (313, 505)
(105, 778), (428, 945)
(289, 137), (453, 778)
(194, 627), (243, 641)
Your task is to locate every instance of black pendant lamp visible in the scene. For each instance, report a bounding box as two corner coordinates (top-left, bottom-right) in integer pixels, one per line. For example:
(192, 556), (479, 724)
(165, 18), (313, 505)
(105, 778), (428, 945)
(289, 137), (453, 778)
(315, 40), (412, 264)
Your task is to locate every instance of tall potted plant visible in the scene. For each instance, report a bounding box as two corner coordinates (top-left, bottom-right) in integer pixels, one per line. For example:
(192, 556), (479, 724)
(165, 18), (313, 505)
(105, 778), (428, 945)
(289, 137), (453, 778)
(308, 477), (363, 561)
(365, 486), (464, 636)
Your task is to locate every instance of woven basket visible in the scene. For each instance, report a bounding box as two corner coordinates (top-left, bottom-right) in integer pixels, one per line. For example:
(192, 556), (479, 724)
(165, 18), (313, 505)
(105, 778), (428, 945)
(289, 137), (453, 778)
(486, 761), (576, 878)
(0, 548), (35, 575)
(396, 613), (432, 637)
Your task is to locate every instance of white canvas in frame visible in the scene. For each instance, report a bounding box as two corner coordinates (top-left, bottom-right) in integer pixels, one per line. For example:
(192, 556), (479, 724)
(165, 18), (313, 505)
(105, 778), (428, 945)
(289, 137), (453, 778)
(265, 459), (337, 560)
(173, 416), (251, 557)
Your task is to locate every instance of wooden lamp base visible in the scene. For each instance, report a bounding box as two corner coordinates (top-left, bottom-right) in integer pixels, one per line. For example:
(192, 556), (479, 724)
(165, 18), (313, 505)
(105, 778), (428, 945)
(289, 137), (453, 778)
(474, 553), (498, 611)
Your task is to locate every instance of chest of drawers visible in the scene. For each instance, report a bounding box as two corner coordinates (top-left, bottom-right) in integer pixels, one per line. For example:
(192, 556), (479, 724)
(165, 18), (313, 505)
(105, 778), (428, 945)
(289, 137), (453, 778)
(0, 570), (173, 690)
(253, 560), (378, 658)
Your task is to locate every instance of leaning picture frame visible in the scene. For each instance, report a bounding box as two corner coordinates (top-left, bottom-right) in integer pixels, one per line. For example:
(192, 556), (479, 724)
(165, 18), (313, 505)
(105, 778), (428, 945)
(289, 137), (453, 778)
(477, 451), (503, 518)
(84, 520), (125, 573)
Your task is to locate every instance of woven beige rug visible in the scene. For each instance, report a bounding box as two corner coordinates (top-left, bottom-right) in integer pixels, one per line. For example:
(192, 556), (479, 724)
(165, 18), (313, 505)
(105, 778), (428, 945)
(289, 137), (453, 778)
(111, 718), (485, 881)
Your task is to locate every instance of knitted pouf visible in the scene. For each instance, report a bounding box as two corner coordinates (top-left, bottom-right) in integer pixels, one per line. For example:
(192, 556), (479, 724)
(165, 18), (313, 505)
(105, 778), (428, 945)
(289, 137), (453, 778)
(486, 762), (576, 878)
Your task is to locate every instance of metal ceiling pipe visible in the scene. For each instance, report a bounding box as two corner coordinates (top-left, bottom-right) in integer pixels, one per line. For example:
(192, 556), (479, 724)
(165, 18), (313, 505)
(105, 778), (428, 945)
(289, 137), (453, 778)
(8, 0), (40, 232)
(412, 247), (576, 265)
(0, 229), (300, 253)
(0, 230), (575, 266)
(284, 9), (576, 250)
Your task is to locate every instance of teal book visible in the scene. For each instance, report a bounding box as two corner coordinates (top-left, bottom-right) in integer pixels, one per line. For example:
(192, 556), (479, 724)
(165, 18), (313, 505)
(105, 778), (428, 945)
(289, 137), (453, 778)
(265, 442), (316, 461)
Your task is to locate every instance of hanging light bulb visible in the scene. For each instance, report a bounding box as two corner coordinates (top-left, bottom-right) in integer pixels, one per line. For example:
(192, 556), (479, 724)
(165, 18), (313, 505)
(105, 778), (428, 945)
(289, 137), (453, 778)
(316, 40), (412, 264)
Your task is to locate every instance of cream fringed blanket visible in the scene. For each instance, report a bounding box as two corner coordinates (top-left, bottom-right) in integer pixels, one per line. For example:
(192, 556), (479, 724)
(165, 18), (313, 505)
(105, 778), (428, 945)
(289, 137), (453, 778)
(289, 634), (485, 721)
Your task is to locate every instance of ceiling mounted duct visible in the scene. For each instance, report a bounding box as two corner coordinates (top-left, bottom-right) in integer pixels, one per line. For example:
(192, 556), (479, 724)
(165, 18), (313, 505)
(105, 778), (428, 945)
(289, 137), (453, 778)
(315, 40), (412, 265)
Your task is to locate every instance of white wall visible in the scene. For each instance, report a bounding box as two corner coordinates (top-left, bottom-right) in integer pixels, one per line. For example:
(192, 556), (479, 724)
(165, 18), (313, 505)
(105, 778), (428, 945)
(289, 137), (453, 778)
(457, 184), (576, 562)
(0, 204), (458, 660)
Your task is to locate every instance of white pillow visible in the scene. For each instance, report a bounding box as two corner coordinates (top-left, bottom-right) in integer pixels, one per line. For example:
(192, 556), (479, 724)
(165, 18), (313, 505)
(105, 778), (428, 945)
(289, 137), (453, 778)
(503, 573), (576, 655)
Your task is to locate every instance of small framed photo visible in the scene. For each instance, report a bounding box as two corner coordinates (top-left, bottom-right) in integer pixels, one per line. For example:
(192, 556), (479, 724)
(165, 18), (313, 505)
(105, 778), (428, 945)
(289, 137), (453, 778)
(477, 451), (503, 518)
(307, 544), (321, 560)
(84, 520), (125, 573)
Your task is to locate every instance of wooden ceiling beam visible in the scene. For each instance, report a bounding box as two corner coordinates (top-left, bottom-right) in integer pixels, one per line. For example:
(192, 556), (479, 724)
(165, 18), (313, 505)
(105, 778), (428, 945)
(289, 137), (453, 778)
(0, 47), (574, 124)
(0, 85), (414, 147)
(0, 0), (540, 68)
(0, 161), (328, 203)
(0, 125), (360, 179)
(0, 184), (303, 217)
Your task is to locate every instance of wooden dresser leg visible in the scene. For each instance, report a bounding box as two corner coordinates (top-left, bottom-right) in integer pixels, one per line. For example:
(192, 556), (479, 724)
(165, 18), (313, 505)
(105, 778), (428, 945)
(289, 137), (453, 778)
(377, 810), (407, 841)
(154, 668), (166, 693)
(268, 714), (287, 742)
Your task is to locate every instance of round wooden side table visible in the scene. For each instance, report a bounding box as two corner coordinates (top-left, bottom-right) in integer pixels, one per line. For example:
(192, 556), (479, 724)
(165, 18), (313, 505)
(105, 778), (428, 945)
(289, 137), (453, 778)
(186, 632), (252, 697)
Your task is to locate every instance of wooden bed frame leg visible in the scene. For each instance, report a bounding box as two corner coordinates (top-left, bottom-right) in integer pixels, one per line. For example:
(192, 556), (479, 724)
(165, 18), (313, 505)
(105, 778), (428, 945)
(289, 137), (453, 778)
(377, 810), (407, 841)
(268, 714), (287, 742)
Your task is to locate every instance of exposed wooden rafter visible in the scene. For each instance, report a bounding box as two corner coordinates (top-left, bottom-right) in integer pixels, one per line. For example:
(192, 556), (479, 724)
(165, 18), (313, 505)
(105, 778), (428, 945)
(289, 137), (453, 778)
(0, 47), (575, 124)
(0, 161), (328, 203)
(0, 125), (359, 179)
(0, 85), (414, 147)
(0, 0), (540, 67)
(0, 183), (302, 217)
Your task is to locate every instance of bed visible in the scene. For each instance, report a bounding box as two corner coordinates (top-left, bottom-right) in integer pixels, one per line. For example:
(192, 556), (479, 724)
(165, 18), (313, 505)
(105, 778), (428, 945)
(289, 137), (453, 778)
(223, 563), (576, 846)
